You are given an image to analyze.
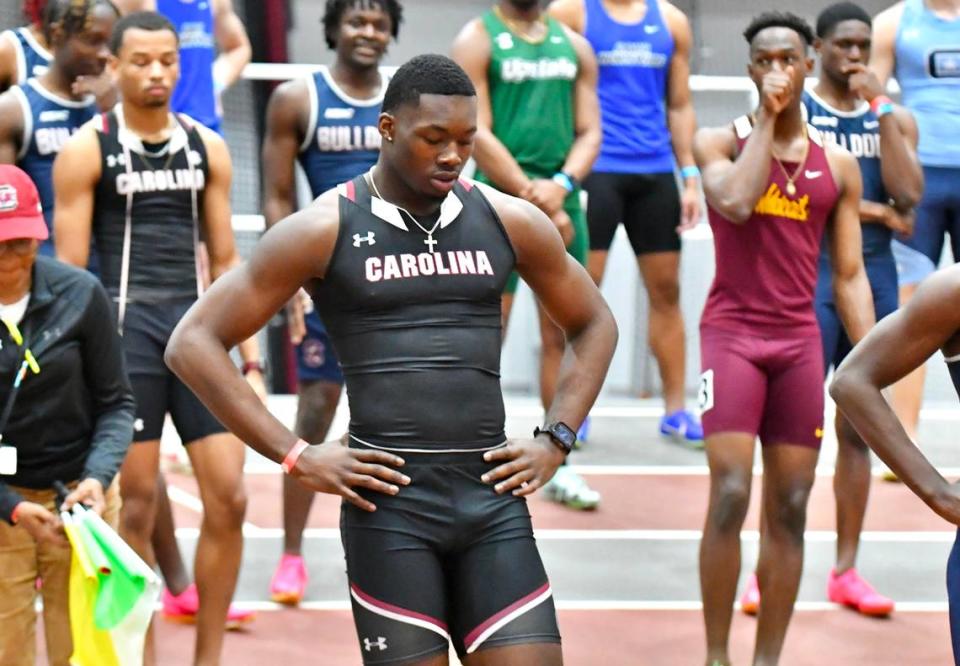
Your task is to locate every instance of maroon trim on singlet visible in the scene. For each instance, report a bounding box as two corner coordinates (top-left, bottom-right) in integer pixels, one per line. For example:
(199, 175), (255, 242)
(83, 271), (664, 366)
(458, 178), (474, 191)
(100, 113), (109, 134)
(345, 179), (356, 202)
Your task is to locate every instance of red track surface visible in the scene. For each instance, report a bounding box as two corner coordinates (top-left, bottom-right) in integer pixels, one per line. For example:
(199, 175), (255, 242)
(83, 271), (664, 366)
(35, 470), (952, 664)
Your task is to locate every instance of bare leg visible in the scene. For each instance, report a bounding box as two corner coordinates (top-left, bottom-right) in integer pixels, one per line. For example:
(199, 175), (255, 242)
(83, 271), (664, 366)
(465, 643), (562, 666)
(586, 249), (608, 286)
(833, 412), (871, 573)
(282, 380), (342, 555)
(891, 282), (924, 441)
(701, 432), (755, 666)
(536, 304), (565, 411)
(152, 472), (191, 596)
(118, 439), (161, 666)
(637, 252), (686, 413)
(187, 433), (247, 666)
(753, 444), (818, 666)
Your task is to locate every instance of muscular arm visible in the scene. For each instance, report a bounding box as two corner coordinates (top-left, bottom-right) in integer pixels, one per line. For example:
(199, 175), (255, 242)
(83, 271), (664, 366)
(199, 127), (261, 365)
(486, 184), (617, 428)
(0, 34), (19, 94)
(0, 92), (25, 164)
(694, 115), (775, 223)
(879, 106), (922, 211)
(166, 194), (339, 460)
(827, 146), (875, 344)
(53, 126), (101, 266)
(831, 265), (960, 521)
(211, 0), (252, 91)
(451, 19), (532, 197)
(559, 29), (601, 182)
(546, 0), (585, 33)
(869, 3), (903, 88)
(262, 79), (308, 230)
(664, 5), (697, 177)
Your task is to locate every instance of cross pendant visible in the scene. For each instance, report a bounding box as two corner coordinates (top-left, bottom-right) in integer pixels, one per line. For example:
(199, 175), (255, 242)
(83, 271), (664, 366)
(424, 235), (438, 253)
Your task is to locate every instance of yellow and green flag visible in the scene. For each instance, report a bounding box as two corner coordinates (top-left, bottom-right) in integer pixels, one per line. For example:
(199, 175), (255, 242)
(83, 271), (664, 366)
(62, 506), (160, 666)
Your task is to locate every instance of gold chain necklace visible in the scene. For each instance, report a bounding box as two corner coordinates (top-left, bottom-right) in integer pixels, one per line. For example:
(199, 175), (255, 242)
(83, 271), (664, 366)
(753, 115), (809, 197)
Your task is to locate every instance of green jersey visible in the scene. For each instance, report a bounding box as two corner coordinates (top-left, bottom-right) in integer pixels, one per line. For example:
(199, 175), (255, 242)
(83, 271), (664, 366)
(479, 10), (578, 180)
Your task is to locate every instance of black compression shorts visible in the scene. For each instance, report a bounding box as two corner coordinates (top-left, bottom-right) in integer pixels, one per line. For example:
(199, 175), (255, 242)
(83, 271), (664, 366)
(121, 299), (225, 444)
(585, 171), (682, 255)
(341, 442), (561, 664)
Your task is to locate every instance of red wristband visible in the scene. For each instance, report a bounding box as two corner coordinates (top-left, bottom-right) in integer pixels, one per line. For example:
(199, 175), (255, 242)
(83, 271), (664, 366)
(281, 439), (310, 474)
(870, 95), (893, 114)
(10, 501), (24, 524)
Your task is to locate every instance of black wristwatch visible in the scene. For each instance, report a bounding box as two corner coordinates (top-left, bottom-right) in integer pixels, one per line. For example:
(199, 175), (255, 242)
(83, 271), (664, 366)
(534, 422), (577, 455)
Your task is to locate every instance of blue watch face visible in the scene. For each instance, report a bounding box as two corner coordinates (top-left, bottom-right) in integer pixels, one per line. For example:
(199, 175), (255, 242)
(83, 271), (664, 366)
(551, 423), (576, 448)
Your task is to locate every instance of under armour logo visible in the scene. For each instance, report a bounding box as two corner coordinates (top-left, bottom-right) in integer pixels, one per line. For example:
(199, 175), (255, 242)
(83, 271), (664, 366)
(106, 154), (127, 169)
(363, 637), (388, 652)
(134, 418), (144, 433)
(353, 232), (376, 247)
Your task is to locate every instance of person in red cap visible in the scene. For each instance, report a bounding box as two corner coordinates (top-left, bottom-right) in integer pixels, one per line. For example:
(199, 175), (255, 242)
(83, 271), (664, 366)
(0, 164), (135, 666)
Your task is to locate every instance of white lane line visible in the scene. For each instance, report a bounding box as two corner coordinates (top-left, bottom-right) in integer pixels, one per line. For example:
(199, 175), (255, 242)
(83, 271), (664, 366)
(173, 528), (955, 542)
(220, 600), (949, 613)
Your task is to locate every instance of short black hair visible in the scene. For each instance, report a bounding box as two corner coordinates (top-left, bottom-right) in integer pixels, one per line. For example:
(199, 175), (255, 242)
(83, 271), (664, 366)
(744, 11), (815, 47)
(43, 0), (118, 43)
(382, 54), (476, 113)
(322, 0), (403, 50)
(109, 10), (177, 55)
(816, 2), (872, 38)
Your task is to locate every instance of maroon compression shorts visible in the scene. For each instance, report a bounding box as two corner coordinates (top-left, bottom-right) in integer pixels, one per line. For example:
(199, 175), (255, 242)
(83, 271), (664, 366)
(698, 327), (825, 449)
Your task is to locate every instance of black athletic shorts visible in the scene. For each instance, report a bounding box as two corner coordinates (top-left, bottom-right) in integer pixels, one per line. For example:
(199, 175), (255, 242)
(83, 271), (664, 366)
(120, 298), (225, 444)
(585, 171), (682, 254)
(341, 440), (561, 664)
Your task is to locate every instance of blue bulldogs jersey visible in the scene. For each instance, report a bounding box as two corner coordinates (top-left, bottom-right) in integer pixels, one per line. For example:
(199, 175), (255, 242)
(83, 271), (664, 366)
(297, 66), (388, 198)
(1, 27), (52, 84)
(11, 79), (96, 254)
(803, 89), (889, 257)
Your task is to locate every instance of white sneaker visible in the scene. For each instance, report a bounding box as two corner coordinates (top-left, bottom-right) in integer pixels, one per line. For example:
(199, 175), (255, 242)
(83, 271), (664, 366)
(542, 467), (600, 510)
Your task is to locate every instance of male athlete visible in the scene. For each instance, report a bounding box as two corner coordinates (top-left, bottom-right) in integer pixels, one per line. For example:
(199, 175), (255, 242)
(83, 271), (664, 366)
(52, 12), (259, 664)
(0, 1), (52, 92)
(0, 0), (116, 255)
(549, 0), (703, 443)
(739, 1), (923, 619)
(261, 0), (403, 606)
(114, 0), (251, 133)
(871, 0), (960, 452)
(832, 266), (960, 665)
(167, 54), (617, 666)
(694, 12), (874, 666)
(452, 0), (602, 509)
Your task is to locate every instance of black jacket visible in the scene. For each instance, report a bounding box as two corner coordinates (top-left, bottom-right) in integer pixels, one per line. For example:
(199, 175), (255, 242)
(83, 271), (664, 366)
(0, 256), (135, 523)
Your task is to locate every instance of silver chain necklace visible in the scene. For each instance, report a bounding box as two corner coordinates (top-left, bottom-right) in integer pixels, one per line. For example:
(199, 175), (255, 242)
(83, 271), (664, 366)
(367, 170), (442, 253)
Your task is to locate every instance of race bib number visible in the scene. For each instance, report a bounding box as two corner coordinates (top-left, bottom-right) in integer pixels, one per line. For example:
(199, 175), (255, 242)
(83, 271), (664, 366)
(698, 369), (715, 414)
(0, 446), (16, 475)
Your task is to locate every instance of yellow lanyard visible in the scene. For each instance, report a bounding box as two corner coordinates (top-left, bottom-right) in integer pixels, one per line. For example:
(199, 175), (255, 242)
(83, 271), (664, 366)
(1, 317), (40, 375)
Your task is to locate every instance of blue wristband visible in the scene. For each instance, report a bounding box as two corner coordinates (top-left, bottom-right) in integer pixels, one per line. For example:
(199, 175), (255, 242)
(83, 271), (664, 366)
(552, 172), (575, 193)
(680, 165), (701, 180)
